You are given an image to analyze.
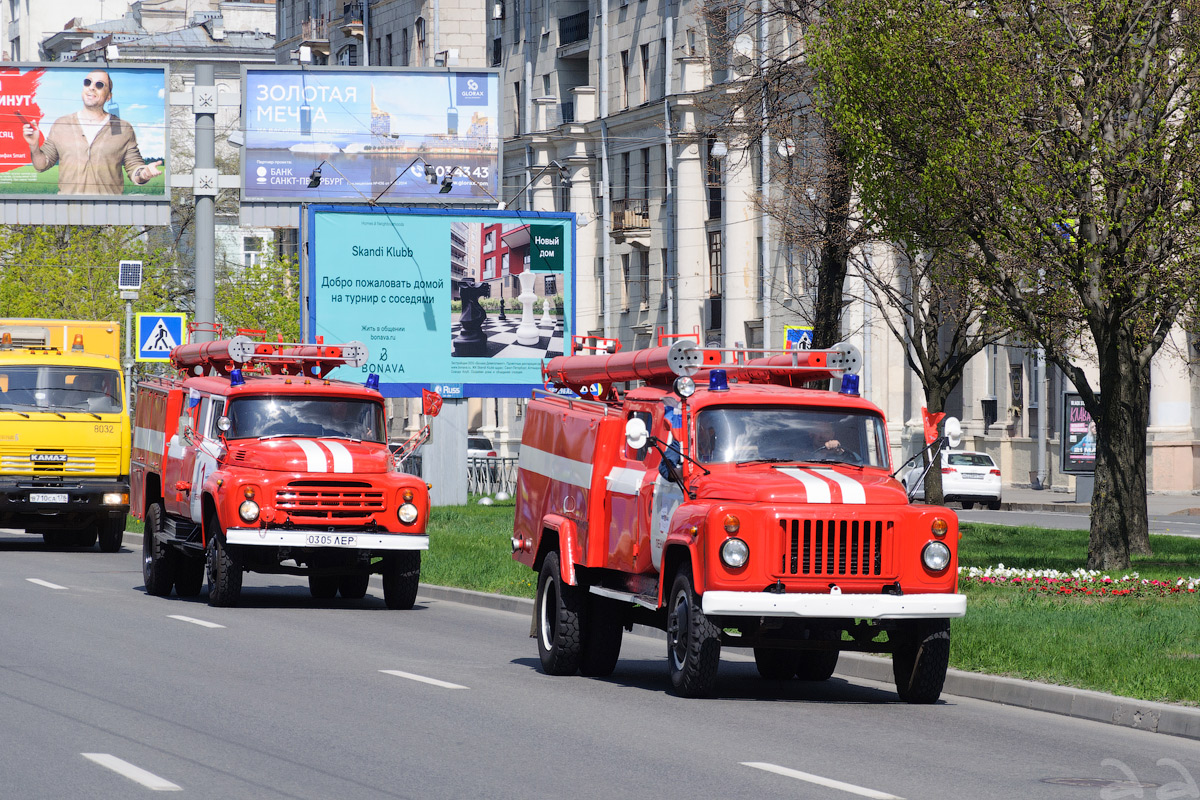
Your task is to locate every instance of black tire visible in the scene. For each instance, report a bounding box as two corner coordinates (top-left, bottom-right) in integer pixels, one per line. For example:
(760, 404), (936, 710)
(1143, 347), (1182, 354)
(795, 640), (840, 682)
(535, 551), (583, 675)
(753, 647), (800, 680)
(339, 572), (370, 599)
(205, 519), (242, 607)
(173, 556), (206, 597)
(69, 526), (99, 548)
(41, 531), (68, 548)
(961, 501), (975, 510)
(382, 551), (420, 610)
(666, 563), (721, 697)
(988, 499), (1001, 511)
(892, 619), (951, 704)
(579, 595), (623, 677)
(308, 574), (339, 599)
(98, 515), (124, 553)
(142, 503), (177, 597)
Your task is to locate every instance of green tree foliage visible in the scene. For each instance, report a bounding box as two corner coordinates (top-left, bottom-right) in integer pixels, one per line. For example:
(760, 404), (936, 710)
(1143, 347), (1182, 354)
(810, 0), (1200, 568)
(215, 253), (300, 341)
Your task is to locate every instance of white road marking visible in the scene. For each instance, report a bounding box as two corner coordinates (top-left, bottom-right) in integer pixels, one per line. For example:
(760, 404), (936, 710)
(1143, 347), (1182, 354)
(379, 669), (468, 690)
(742, 762), (904, 799)
(167, 615), (225, 629)
(26, 578), (67, 590)
(82, 753), (182, 791)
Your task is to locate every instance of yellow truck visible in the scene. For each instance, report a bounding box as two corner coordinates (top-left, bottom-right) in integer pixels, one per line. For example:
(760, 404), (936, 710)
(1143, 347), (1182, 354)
(0, 320), (130, 551)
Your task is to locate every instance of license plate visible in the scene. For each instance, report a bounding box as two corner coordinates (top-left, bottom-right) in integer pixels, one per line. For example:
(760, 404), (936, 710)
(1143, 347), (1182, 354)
(962, 473), (984, 480)
(30, 492), (69, 503)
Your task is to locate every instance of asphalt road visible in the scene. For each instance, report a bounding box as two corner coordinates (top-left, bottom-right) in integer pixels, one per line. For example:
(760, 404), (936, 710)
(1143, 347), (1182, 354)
(2, 530), (1197, 799)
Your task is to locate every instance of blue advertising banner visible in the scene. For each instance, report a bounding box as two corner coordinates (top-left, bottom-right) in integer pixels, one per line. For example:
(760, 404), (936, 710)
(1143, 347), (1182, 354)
(243, 67), (500, 204)
(0, 64), (168, 199)
(307, 206), (575, 397)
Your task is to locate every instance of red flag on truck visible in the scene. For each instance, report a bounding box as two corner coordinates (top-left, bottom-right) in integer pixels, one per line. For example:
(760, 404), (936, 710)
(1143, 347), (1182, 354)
(922, 407), (946, 446)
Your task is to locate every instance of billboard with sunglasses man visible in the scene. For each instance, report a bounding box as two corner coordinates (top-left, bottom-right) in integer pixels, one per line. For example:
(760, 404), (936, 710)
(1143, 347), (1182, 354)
(0, 64), (167, 197)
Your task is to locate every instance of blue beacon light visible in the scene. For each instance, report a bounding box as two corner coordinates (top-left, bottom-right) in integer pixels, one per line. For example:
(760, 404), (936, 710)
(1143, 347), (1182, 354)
(839, 374), (860, 396)
(229, 369), (245, 387)
(708, 369), (729, 392)
(365, 373), (380, 390)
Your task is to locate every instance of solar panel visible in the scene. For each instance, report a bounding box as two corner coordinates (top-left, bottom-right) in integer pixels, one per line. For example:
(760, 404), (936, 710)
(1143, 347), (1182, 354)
(118, 260), (143, 290)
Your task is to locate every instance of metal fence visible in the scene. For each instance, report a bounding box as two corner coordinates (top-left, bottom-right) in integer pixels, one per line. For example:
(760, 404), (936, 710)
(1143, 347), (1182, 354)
(468, 456), (519, 496)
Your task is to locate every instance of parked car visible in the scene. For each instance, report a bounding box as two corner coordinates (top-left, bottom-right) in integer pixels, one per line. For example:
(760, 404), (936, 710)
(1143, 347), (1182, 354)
(468, 435), (497, 458)
(906, 450), (1002, 510)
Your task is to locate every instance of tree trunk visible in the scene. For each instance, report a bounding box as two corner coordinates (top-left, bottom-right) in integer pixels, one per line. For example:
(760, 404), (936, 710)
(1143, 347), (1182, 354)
(811, 143), (854, 350)
(1088, 341), (1153, 570)
(921, 385), (949, 507)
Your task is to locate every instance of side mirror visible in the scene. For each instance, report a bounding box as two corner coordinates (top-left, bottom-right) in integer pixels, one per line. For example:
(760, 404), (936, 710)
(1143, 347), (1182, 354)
(944, 416), (962, 449)
(625, 417), (649, 450)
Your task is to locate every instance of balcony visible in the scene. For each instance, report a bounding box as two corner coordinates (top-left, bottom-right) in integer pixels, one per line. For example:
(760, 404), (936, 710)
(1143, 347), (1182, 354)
(301, 17), (331, 56)
(557, 10), (590, 58)
(612, 197), (650, 232)
(341, 2), (364, 35)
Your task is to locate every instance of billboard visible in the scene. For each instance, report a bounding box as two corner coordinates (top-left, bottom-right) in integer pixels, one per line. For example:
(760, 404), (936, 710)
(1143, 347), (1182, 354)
(1062, 392), (1097, 473)
(306, 205), (575, 397)
(243, 68), (501, 204)
(0, 64), (167, 198)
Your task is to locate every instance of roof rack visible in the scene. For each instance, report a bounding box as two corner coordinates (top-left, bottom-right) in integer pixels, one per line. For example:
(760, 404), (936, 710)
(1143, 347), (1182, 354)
(170, 335), (369, 378)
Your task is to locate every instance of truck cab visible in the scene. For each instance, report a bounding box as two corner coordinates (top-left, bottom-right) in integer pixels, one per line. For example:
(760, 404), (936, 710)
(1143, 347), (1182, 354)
(132, 335), (434, 608)
(514, 336), (965, 702)
(0, 322), (130, 551)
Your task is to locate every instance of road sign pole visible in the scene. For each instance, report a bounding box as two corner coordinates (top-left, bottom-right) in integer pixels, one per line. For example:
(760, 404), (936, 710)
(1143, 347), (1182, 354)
(124, 300), (133, 412)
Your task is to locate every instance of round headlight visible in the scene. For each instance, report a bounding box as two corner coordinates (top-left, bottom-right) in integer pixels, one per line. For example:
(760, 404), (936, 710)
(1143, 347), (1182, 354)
(922, 541), (952, 572)
(931, 517), (949, 538)
(238, 500), (260, 523)
(720, 537), (750, 568)
(674, 376), (696, 398)
(398, 503), (419, 524)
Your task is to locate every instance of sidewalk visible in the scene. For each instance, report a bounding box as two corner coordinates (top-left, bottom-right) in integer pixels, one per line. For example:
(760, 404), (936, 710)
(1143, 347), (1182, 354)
(998, 486), (1200, 516)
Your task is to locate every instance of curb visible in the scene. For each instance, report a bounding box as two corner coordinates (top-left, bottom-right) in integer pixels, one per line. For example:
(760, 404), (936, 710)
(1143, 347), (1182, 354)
(417, 583), (1200, 741)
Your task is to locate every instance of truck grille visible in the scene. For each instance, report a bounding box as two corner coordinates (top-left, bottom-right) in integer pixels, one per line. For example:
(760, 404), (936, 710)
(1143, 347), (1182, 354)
(0, 447), (123, 475)
(778, 518), (889, 577)
(275, 480), (386, 520)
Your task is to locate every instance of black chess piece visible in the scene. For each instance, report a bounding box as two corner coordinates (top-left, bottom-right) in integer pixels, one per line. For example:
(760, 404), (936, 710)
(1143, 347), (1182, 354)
(453, 279), (492, 357)
(498, 297), (507, 321)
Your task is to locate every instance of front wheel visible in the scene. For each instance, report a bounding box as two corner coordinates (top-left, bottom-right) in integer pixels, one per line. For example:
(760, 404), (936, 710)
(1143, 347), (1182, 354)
(205, 519), (243, 607)
(382, 551), (420, 610)
(98, 515), (124, 553)
(535, 551), (582, 675)
(666, 564), (721, 697)
(892, 619), (951, 704)
(339, 572), (370, 599)
(142, 503), (177, 596)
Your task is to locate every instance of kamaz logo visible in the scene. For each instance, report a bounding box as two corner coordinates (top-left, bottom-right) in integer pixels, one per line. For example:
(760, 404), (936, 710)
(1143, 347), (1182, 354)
(30, 453), (68, 463)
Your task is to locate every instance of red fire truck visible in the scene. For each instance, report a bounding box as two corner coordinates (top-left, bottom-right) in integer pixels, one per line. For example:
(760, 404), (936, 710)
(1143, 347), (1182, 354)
(131, 334), (436, 609)
(513, 335), (965, 701)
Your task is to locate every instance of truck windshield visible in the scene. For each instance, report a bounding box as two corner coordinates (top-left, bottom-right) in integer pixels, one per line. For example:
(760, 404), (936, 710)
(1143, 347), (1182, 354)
(224, 397), (385, 442)
(0, 365), (122, 413)
(694, 405), (889, 469)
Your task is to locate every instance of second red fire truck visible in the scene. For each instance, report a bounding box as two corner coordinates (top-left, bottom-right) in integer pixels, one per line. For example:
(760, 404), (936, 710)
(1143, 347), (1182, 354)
(513, 335), (965, 701)
(131, 334), (436, 608)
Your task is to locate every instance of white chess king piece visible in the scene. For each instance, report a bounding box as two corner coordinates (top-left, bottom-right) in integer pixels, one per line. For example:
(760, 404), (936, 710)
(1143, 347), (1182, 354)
(540, 297), (553, 327)
(515, 270), (540, 345)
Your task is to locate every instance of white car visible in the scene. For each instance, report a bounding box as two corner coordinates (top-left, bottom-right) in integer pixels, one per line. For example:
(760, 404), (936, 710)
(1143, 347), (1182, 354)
(468, 436), (497, 458)
(906, 450), (1002, 510)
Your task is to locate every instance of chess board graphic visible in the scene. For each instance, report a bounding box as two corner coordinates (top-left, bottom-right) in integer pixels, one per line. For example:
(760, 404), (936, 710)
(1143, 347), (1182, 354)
(450, 315), (565, 359)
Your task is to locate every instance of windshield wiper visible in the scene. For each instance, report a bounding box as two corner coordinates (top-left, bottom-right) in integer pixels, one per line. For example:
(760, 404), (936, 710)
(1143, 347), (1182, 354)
(798, 457), (865, 469)
(0, 406), (30, 418)
(736, 457), (797, 467)
(318, 435), (364, 443)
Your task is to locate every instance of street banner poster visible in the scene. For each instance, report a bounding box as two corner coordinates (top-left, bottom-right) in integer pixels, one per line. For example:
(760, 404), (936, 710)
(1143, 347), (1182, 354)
(1062, 391), (1098, 473)
(0, 64), (168, 198)
(243, 67), (500, 204)
(784, 325), (813, 349)
(307, 206), (575, 398)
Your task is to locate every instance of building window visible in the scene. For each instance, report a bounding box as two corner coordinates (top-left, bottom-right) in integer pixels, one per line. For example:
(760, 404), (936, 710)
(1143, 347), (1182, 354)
(337, 44), (358, 66)
(597, 257), (606, 317)
(660, 248), (669, 308)
(385, 33), (393, 66)
(706, 141), (723, 219)
(415, 17), (426, 65)
(401, 28), (410, 66)
(640, 44), (650, 104)
(755, 236), (763, 302)
(243, 236), (264, 268)
(492, 37), (502, 66)
(708, 231), (723, 296)
(621, 252), (631, 310)
(621, 151), (630, 200)
(638, 249), (650, 306)
(641, 147), (651, 200)
(514, 81), (522, 135)
(485, 256), (495, 278)
(620, 50), (630, 110)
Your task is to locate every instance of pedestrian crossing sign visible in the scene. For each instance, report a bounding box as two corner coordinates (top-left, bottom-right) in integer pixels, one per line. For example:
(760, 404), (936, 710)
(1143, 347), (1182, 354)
(136, 313), (186, 362)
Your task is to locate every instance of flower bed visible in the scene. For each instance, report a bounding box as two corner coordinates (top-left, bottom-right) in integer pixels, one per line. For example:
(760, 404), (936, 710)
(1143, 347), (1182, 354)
(960, 565), (1200, 597)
